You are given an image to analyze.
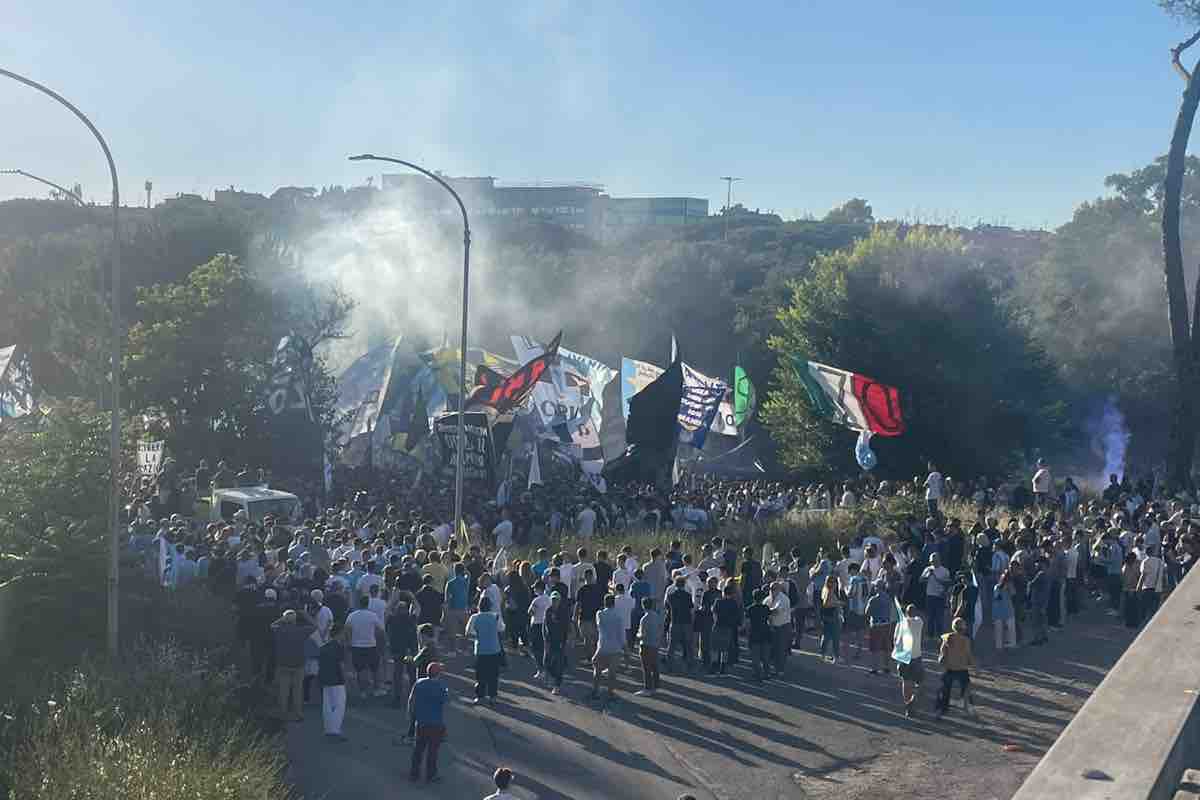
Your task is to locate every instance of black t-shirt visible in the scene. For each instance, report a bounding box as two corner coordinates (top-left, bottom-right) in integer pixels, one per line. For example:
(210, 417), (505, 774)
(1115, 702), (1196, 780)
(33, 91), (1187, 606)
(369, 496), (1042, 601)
(747, 604), (771, 644)
(594, 560), (614, 590)
(577, 584), (605, 620)
(416, 586), (444, 625)
(395, 571), (422, 596)
(666, 587), (694, 629)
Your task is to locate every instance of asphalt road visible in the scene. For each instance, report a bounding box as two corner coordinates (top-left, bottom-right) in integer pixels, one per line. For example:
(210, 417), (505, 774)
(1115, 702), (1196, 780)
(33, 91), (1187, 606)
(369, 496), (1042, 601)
(285, 602), (1136, 800)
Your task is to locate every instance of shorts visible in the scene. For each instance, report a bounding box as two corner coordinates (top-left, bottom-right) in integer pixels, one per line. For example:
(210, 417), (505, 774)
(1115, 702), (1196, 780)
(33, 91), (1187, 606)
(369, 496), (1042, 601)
(868, 624), (894, 652)
(351, 646), (379, 672)
(898, 659), (925, 683)
(843, 612), (864, 632)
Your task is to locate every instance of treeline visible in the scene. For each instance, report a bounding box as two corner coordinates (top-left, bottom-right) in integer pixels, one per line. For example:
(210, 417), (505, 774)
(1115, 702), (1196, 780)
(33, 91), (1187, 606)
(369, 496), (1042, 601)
(0, 162), (1192, 479)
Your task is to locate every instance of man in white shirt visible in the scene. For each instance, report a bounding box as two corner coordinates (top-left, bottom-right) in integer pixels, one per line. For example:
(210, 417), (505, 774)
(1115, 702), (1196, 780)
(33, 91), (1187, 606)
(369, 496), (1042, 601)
(924, 465), (944, 515)
(311, 589), (333, 638)
(897, 603), (924, 717)
(612, 584), (637, 667)
(429, 520), (451, 551)
(528, 587), (553, 679)
(1138, 545), (1166, 619)
(767, 581), (792, 673)
(492, 509), (514, 551)
(345, 595), (386, 697)
(1032, 459), (1054, 508)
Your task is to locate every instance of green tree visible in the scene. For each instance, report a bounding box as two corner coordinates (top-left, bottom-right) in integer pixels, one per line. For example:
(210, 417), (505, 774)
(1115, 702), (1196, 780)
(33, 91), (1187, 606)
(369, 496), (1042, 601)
(823, 198), (874, 225)
(763, 227), (1065, 477)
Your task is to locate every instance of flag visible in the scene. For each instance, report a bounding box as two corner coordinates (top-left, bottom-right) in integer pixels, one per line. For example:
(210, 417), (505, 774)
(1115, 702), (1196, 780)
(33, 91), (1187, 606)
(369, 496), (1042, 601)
(158, 536), (175, 589)
(510, 335), (615, 461)
(791, 356), (904, 436)
(468, 332), (562, 414)
(268, 333), (314, 421)
(679, 363), (726, 449)
(0, 345), (34, 418)
(528, 444), (543, 488)
(405, 383), (429, 452)
(733, 365), (756, 427)
(855, 430), (877, 470)
(625, 358), (683, 452)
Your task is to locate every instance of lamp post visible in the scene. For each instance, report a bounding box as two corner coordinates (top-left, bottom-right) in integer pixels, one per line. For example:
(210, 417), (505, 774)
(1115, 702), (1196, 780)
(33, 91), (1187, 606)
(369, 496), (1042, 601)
(720, 176), (740, 242)
(1, 68), (122, 658)
(348, 154), (470, 539)
(0, 168), (85, 205)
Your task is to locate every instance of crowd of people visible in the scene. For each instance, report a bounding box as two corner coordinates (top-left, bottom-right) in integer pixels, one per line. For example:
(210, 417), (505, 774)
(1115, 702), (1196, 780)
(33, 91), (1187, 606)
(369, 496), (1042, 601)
(121, 453), (1200, 790)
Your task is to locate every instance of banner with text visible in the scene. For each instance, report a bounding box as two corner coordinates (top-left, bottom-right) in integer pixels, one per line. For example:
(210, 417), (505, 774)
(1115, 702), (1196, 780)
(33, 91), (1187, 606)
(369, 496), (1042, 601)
(435, 412), (496, 486)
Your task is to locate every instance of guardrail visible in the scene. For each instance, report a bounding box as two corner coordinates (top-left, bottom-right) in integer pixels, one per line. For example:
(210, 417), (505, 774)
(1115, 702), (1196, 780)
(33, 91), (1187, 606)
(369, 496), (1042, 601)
(1013, 564), (1200, 800)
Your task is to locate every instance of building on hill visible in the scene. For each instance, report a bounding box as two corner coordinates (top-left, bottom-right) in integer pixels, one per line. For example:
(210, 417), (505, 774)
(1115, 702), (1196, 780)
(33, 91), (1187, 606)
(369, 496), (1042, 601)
(380, 172), (707, 240)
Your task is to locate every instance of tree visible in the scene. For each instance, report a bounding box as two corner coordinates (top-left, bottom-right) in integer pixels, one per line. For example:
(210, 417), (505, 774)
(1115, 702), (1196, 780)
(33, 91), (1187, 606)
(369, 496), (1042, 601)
(762, 227), (1065, 478)
(1157, 10), (1200, 485)
(824, 198), (874, 225)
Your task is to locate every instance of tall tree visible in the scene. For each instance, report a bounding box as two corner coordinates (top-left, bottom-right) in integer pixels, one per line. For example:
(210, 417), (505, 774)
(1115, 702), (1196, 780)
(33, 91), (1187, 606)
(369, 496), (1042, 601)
(762, 227), (1065, 478)
(1158, 3), (1200, 484)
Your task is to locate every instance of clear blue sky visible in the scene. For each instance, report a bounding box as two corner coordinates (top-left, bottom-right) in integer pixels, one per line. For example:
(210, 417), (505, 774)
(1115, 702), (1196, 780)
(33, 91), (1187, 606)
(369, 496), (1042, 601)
(0, 1), (1193, 228)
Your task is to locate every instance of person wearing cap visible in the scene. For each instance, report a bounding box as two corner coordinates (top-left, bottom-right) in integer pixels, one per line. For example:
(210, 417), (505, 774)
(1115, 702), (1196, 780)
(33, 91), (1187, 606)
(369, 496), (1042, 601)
(542, 591), (570, 694)
(407, 661), (449, 784)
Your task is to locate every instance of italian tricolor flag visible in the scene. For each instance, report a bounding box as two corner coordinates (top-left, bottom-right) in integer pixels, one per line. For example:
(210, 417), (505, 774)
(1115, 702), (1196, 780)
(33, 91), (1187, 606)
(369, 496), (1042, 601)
(792, 357), (905, 436)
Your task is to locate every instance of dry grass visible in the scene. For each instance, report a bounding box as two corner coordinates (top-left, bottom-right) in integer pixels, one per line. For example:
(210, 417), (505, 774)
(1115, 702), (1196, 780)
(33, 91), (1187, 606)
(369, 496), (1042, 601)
(1, 639), (291, 800)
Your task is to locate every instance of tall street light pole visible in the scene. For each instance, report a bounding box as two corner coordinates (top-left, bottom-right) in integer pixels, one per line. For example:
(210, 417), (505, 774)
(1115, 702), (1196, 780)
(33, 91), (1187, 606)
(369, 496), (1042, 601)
(1, 168), (85, 205)
(1, 68), (122, 658)
(720, 176), (740, 242)
(348, 154), (471, 540)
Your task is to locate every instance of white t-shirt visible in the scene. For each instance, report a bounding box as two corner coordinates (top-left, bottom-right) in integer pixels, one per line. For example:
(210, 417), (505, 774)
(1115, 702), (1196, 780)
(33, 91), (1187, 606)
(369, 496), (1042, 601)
(346, 608), (383, 648)
(596, 607), (625, 654)
(611, 567), (632, 592)
(925, 472), (944, 500)
(492, 520), (514, 550)
(613, 593), (636, 631)
(577, 508), (596, 537)
(1033, 468), (1053, 494)
(368, 597), (388, 623)
(557, 562), (575, 593)
(904, 614), (924, 659)
(316, 605), (334, 637)
(922, 565), (951, 598)
(356, 573), (383, 601)
(528, 593), (552, 624)
(622, 555), (639, 575)
(1140, 556), (1165, 593)
(432, 523), (452, 548)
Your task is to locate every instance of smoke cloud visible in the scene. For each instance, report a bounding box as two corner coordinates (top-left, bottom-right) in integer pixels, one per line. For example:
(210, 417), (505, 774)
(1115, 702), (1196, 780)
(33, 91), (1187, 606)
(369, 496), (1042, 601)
(1089, 395), (1130, 486)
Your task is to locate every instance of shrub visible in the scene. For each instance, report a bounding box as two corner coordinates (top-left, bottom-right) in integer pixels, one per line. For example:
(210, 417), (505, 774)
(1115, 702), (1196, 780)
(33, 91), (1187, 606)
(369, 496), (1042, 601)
(1, 639), (290, 800)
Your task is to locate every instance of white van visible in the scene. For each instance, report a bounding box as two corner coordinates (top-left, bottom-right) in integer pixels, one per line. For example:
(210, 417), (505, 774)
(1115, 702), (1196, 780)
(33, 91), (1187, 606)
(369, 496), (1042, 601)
(209, 486), (301, 526)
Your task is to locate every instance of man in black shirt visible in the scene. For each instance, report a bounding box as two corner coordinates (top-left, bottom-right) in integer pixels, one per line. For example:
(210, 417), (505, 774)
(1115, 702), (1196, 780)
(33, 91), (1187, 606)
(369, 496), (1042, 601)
(545, 567), (573, 667)
(415, 575), (444, 632)
(576, 570), (604, 653)
(664, 576), (695, 674)
(746, 588), (772, 681)
(594, 551), (614, 593)
(543, 592), (571, 695)
(695, 574), (720, 673)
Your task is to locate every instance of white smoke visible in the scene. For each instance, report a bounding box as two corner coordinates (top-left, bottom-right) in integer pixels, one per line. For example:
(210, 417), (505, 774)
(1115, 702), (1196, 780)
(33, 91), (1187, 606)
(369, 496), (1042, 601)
(1090, 395), (1130, 485)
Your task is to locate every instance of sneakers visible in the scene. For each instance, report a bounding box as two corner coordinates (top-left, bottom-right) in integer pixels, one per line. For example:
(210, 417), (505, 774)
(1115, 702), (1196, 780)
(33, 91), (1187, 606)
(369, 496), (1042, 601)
(470, 697), (482, 705)
(634, 689), (652, 696)
(533, 671), (543, 680)
(551, 687), (562, 696)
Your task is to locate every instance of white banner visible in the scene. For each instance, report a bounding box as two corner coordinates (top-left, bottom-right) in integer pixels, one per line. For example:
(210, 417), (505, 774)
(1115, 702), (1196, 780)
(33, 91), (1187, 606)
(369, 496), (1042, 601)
(138, 441), (165, 477)
(511, 335), (612, 460)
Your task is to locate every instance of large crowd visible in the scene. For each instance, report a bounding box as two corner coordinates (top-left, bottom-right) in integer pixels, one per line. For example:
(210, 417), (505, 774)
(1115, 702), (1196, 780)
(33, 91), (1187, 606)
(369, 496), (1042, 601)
(121, 454), (1200, 790)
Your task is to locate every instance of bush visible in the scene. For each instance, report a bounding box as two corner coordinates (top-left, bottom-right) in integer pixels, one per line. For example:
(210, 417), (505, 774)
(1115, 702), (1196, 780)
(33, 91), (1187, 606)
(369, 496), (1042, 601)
(1, 639), (290, 800)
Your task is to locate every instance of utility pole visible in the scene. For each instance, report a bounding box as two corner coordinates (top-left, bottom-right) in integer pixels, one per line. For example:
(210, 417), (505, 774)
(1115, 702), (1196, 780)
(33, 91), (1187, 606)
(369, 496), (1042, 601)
(720, 176), (740, 241)
(145, 180), (152, 208)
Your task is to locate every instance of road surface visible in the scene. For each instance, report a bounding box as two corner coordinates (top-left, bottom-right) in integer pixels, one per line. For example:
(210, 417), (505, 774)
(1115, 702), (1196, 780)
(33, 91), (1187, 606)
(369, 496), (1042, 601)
(285, 603), (1135, 800)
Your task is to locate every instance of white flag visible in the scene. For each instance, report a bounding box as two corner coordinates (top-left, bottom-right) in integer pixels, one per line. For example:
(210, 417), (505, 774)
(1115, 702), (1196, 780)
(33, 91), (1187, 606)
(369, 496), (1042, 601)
(528, 445), (543, 489)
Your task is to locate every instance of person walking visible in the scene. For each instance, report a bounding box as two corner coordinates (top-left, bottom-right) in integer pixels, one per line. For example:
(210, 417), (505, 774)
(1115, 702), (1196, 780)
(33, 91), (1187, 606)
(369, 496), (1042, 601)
(894, 603), (925, 718)
(636, 596), (663, 695)
(386, 598), (419, 708)
(271, 608), (316, 721)
(936, 617), (976, 718)
(543, 592), (571, 695)
(408, 662), (449, 784)
(319, 623), (348, 741)
(818, 575), (844, 664)
(992, 569), (1017, 650)
(767, 580), (792, 675)
(712, 583), (743, 675)
(747, 588), (773, 680)
(592, 594), (624, 702)
(466, 596), (506, 705)
(664, 576), (695, 674)
(527, 583), (552, 678)
(864, 579), (896, 675)
(921, 554), (951, 641)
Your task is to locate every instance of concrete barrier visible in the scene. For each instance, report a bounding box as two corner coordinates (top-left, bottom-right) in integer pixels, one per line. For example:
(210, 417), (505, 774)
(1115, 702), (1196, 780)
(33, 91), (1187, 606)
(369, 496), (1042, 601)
(1014, 566), (1200, 800)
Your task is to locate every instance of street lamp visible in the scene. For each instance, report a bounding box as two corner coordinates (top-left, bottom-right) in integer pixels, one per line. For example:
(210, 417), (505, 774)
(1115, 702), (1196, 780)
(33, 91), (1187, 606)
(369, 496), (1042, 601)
(347, 154), (471, 540)
(0, 168), (85, 205)
(720, 176), (741, 241)
(1, 68), (122, 658)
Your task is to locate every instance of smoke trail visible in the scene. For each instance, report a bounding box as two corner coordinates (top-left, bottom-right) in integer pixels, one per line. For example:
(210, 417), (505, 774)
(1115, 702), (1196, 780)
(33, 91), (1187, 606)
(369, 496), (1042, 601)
(1094, 395), (1130, 483)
